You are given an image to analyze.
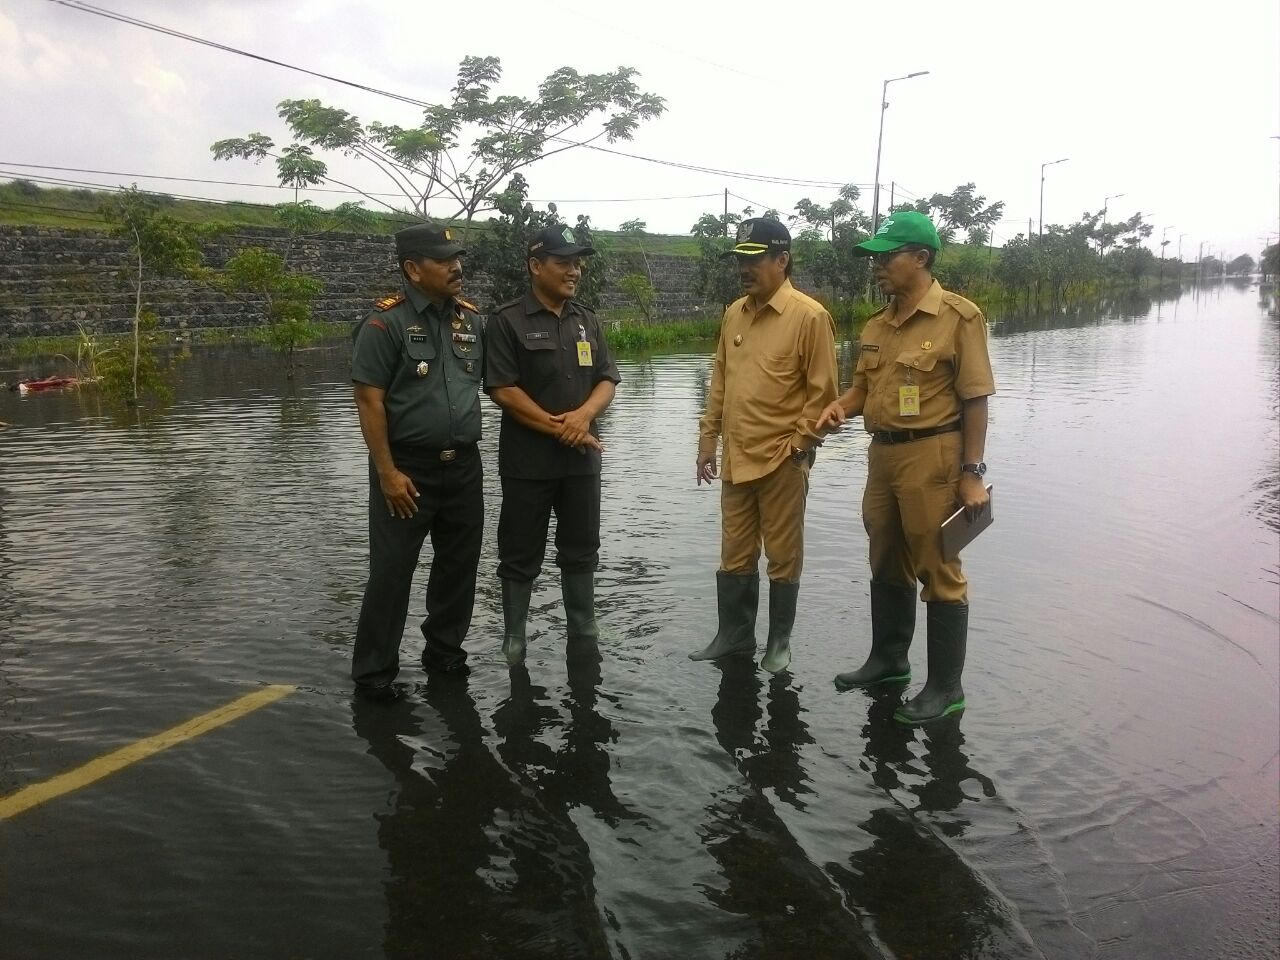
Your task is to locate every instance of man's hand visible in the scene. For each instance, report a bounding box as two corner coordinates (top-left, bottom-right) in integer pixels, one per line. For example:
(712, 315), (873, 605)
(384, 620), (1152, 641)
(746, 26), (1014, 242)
(958, 471), (990, 521)
(696, 450), (718, 485)
(379, 468), (421, 519)
(816, 400), (847, 433)
(549, 411), (604, 452)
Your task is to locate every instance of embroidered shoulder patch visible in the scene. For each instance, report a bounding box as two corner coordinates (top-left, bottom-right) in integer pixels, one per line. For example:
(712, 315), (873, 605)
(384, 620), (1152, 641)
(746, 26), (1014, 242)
(374, 293), (404, 312)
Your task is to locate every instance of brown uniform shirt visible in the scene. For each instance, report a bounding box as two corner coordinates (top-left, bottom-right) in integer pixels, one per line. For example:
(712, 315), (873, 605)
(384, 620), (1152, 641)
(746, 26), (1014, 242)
(853, 280), (995, 432)
(698, 280), (839, 484)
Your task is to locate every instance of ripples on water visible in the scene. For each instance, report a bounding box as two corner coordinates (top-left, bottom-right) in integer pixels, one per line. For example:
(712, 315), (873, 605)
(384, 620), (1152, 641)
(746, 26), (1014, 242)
(1, 284), (1277, 958)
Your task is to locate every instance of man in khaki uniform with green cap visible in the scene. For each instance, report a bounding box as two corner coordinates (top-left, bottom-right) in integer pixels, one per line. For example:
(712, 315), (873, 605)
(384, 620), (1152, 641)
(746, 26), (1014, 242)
(818, 211), (994, 724)
(691, 217), (838, 674)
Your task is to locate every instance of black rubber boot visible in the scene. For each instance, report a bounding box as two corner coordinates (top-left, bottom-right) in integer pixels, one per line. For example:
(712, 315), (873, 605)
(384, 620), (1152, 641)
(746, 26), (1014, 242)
(500, 578), (533, 666)
(689, 571), (759, 661)
(760, 580), (798, 674)
(894, 602), (968, 724)
(834, 581), (917, 690)
(561, 571), (599, 641)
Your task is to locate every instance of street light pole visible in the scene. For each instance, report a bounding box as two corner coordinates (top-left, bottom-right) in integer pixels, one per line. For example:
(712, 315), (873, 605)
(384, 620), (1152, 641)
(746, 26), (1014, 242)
(871, 70), (929, 235)
(1159, 225), (1173, 284)
(1100, 192), (1124, 256)
(1039, 157), (1069, 241)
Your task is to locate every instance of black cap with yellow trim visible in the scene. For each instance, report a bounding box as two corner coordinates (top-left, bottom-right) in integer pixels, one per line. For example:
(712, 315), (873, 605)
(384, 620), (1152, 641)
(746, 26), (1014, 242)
(722, 217), (791, 258)
(394, 222), (466, 261)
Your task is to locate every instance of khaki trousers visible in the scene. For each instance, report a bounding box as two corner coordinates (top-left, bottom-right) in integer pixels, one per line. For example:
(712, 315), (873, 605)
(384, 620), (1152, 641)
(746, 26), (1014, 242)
(720, 458), (809, 583)
(862, 430), (968, 603)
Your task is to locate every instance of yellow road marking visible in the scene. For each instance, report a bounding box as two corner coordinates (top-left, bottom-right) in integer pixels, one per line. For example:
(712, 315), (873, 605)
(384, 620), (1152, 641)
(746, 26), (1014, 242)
(0, 684), (295, 821)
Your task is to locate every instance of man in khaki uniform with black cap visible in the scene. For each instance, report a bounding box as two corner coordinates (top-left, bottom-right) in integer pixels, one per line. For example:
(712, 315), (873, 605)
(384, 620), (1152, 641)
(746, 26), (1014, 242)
(349, 222), (485, 698)
(691, 218), (838, 673)
(819, 211), (994, 724)
(485, 224), (620, 665)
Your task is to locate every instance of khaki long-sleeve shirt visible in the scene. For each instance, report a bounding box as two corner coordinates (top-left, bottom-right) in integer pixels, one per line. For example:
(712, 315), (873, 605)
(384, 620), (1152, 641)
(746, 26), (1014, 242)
(698, 280), (838, 484)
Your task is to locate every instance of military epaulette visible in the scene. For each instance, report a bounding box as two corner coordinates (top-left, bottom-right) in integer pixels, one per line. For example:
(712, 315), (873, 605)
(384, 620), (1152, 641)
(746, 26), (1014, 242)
(456, 298), (479, 314)
(374, 293), (404, 312)
(941, 291), (983, 320)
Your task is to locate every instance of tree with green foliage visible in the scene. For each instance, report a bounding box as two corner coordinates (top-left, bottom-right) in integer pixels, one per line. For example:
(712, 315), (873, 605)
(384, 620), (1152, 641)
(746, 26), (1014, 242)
(899, 183), (1004, 244)
(790, 184), (872, 299)
(98, 187), (203, 407)
(206, 200), (376, 369)
(618, 273), (656, 322)
(467, 175), (607, 309)
(1261, 244), (1279, 281)
(1227, 254), (1256, 276)
(211, 57), (665, 236)
(618, 218), (653, 284)
(690, 211), (742, 310)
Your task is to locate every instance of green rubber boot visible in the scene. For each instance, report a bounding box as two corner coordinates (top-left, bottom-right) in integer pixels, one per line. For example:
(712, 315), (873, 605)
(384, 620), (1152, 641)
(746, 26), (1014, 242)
(834, 581), (917, 689)
(761, 579), (798, 674)
(894, 602), (968, 724)
(500, 578), (534, 666)
(561, 571), (599, 641)
(689, 571), (759, 661)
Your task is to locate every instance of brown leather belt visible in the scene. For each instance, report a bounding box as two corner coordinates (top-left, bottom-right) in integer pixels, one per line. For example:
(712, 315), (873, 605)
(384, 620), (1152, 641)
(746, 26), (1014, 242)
(870, 420), (962, 445)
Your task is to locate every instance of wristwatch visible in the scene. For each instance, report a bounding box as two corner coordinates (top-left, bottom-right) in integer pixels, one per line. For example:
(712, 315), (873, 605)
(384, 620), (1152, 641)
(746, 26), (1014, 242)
(961, 461), (987, 478)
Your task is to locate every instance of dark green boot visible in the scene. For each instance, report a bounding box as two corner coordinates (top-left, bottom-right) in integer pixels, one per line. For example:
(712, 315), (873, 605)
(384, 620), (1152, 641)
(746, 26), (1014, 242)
(834, 581), (917, 689)
(501, 578), (533, 666)
(561, 571), (599, 641)
(761, 580), (798, 674)
(894, 602), (967, 724)
(689, 571), (759, 661)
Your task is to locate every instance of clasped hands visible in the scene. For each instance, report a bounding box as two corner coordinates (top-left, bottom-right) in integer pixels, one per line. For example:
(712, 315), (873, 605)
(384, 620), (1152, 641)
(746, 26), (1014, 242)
(551, 407), (602, 452)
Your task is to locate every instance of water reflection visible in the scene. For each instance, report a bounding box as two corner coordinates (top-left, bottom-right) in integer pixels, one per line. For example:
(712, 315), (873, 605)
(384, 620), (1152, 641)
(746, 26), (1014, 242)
(352, 659), (637, 960)
(702, 659), (876, 958)
(835, 697), (1024, 959)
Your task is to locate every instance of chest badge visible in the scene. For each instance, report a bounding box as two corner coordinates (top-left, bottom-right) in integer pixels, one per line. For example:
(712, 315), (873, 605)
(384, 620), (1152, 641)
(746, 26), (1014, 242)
(922, 340), (932, 349)
(416, 361), (429, 377)
(733, 334), (743, 347)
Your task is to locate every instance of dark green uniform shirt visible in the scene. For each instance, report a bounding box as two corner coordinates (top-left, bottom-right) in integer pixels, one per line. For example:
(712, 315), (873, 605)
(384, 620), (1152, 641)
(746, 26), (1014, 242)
(484, 294), (620, 479)
(351, 283), (484, 450)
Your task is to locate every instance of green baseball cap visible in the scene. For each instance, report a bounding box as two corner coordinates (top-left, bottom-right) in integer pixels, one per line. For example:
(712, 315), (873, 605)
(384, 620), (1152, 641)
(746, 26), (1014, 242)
(852, 210), (941, 256)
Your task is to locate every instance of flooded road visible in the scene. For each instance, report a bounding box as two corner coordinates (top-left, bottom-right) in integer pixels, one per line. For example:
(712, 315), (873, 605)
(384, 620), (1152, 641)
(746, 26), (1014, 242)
(2, 283), (1277, 959)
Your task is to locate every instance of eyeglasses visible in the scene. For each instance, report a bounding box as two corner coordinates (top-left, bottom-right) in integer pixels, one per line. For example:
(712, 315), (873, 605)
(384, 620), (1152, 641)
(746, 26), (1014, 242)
(871, 250), (907, 266)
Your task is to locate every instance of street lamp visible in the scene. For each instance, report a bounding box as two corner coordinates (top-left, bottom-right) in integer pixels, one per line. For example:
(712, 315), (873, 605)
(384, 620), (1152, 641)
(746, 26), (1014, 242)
(1099, 192), (1124, 256)
(871, 70), (930, 234)
(1159, 225), (1174, 283)
(1039, 157), (1069, 241)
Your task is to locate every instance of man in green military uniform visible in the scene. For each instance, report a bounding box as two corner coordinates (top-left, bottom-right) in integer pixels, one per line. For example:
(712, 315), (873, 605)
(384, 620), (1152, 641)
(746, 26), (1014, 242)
(817, 211), (995, 724)
(349, 223), (486, 698)
(484, 224), (621, 665)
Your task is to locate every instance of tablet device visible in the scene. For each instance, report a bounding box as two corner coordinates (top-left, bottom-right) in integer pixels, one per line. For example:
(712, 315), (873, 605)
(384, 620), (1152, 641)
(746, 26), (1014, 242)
(941, 484), (994, 562)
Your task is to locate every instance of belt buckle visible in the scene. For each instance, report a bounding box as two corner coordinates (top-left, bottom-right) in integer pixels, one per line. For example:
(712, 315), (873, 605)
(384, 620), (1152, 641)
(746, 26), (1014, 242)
(439, 449), (457, 462)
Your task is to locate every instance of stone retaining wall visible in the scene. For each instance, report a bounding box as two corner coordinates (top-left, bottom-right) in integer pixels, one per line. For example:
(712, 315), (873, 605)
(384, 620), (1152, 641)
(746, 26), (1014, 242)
(0, 225), (725, 337)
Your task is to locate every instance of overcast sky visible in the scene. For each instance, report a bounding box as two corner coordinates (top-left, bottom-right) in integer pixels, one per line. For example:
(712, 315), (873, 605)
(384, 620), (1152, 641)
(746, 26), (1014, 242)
(3, 0), (1278, 259)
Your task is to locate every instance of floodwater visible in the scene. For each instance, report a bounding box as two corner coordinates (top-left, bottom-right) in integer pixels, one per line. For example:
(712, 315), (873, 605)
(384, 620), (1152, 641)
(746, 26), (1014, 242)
(1, 283), (1276, 959)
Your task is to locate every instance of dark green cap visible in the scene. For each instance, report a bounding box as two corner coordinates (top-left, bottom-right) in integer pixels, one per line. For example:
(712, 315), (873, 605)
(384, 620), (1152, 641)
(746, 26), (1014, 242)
(852, 211), (941, 255)
(394, 222), (465, 261)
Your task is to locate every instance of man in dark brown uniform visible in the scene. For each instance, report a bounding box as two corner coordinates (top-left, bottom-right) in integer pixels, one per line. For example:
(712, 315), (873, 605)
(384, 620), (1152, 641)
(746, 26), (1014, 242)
(818, 211), (994, 724)
(484, 224), (620, 665)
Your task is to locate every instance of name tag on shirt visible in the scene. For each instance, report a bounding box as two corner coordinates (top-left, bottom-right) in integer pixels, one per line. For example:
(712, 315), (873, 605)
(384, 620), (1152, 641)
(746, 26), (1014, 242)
(525, 331), (551, 341)
(577, 341), (593, 367)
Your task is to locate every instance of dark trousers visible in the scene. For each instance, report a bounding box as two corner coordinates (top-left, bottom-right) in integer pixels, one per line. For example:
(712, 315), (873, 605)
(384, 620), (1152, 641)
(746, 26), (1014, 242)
(497, 474), (601, 582)
(351, 446), (483, 686)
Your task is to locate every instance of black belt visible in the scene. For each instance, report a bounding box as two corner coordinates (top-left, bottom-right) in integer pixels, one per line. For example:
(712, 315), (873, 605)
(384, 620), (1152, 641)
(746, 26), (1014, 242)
(870, 421), (962, 445)
(391, 443), (477, 464)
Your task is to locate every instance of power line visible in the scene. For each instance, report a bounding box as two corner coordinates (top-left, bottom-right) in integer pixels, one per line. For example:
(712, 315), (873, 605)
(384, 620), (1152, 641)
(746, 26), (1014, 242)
(49, 0), (856, 191)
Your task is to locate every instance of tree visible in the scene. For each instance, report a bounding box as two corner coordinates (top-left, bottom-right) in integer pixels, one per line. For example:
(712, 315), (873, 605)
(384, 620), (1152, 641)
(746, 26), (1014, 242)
(98, 187), (203, 407)
(690, 211), (742, 310)
(206, 201), (377, 369)
(1262, 244), (1279, 281)
(618, 273), (656, 322)
(1227, 254), (1256, 276)
(901, 183), (1004, 244)
(211, 57), (665, 236)
(789, 185), (872, 300)
(618, 218), (653, 284)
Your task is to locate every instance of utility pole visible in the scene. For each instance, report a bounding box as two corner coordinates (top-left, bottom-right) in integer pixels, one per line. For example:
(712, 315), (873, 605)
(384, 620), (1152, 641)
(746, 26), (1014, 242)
(724, 188), (729, 237)
(1197, 240), (1205, 284)
(1100, 192), (1124, 257)
(889, 181), (896, 210)
(871, 71), (929, 235)
(1039, 157), (1069, 241)
(1159, 225), (1172, 285)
